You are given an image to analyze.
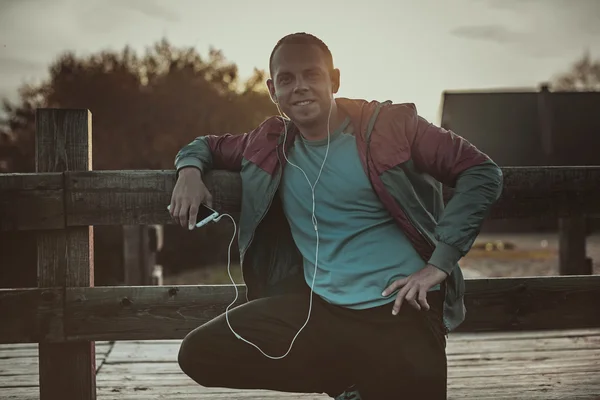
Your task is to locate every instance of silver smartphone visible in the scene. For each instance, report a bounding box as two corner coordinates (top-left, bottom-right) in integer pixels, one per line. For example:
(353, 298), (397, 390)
(194, 203), (219, 228)
(167, 204), (219, 228)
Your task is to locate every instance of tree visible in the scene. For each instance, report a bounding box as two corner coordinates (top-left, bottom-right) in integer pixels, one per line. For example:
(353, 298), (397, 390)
(551, 51), (600, 91)
(0, 38), (276, 172)
(0, 39), (277, 285)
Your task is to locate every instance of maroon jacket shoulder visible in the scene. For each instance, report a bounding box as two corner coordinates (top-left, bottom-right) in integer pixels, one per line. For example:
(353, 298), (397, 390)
(380, 101), (490, 186)
(205, 116), (284, 171)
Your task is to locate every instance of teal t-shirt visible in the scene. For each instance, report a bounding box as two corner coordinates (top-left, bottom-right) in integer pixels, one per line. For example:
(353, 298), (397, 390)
(280, 118), (439, 310)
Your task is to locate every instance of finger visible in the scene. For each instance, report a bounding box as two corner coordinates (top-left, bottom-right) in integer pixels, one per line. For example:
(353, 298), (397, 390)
(382, 277), (408, 297)
(392, 285), (410, 315)
(418, 288), (430, 311)
(405, 286), (421, 311)
(408, 299), (420, 311)
(177, 201), (189, 228)
(171, 202), (181, 223)
(188, 202), (199, 230)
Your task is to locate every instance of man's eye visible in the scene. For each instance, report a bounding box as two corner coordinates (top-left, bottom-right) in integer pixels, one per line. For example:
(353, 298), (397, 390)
(279, 76), (292, 84)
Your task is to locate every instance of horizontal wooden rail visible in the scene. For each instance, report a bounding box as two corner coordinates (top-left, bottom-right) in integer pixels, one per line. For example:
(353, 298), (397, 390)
(0, 172), (65, 230)
(2, 275), (599, 344)
(1, 166), (600, 231)
(0, 287), (64, 344)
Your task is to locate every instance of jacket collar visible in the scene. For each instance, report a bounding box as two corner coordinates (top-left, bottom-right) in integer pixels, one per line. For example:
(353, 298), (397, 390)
(336, 97), (385, 139)
(266, 97), (384, 144)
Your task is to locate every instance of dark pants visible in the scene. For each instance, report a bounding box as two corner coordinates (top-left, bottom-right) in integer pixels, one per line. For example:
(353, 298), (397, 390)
(178, 280), (447, 399)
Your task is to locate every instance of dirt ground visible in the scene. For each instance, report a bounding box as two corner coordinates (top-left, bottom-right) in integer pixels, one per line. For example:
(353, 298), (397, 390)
(163, 233), (600, 285)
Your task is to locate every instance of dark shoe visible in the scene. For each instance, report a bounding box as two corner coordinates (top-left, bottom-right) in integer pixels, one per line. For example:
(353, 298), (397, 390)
(334, 385), (362, 400)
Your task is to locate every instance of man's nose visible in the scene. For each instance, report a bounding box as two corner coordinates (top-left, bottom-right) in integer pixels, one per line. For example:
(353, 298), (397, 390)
(293, 76), (309, 93)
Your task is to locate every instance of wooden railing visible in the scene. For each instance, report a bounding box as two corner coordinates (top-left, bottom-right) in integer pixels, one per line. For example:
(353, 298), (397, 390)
(1, 109), (599, 400)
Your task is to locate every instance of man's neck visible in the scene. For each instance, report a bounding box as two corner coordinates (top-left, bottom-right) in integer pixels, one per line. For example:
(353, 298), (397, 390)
(296, 104), (346, 141)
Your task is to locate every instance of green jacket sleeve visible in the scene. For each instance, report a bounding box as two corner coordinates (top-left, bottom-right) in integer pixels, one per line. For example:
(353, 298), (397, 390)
(174, 132), (251, 176)
(407, 113), (504, 275)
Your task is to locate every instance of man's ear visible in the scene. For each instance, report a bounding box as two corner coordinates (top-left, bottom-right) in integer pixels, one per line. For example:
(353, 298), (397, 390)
(330, 68), (341, 94)
(266, 78), (277, 103)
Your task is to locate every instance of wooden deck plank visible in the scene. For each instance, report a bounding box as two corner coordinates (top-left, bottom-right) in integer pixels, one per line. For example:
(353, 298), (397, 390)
(0, 341), (113, 350)
(0, 343), (113, 359)
(0, 354), (108, 376)
(95, 362), (600, 384)
(90, 371), (600, 399)
(97, 389), (329, 400)
(105, 334), (600, 361)
(2, 384), (600, 400)
(0, 341), (114, 390)
(1, 330), (599, 399)
(97, 357), (600, 376)
(91, 374), (599, 397)
(447, 328), (600, 341)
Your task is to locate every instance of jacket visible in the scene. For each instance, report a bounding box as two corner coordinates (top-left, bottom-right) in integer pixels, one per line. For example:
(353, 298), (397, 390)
(175, 98), (504, 333)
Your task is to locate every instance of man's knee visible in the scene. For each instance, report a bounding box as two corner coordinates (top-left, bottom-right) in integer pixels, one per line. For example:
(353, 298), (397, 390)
(178, 328), (218, 387)
(177, 335), (192, 374)
(411, 363), (447, 398)
(177, 331), (197, 375)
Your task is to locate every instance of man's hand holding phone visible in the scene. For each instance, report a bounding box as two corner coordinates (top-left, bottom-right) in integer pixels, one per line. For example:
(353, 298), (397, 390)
(169, 167), (215, 230)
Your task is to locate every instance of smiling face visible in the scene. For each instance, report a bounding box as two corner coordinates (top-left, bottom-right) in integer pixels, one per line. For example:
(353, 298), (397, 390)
(267, 43), (340, 129)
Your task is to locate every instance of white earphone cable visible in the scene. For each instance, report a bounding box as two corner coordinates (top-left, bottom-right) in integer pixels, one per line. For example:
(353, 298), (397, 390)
(222, 98), (334, 359)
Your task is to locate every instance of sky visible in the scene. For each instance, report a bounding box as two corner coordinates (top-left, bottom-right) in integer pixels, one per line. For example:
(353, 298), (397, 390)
(0, 0), (599, 124)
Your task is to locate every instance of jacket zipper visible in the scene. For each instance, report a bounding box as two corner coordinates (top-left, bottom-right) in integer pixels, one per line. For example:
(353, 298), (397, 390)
(241, 164), (282, 257)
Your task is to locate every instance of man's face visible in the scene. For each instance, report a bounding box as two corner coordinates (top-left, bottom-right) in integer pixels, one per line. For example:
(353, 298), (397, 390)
(268, 44), (338, 127)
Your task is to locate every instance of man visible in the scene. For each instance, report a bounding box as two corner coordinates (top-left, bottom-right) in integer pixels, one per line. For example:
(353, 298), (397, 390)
(170, 32), (503, 399)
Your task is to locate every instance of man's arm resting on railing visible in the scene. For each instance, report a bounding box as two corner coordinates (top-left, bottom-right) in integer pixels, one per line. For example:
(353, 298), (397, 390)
(171, 131), (251, 228)
(175, 132), (251, 176)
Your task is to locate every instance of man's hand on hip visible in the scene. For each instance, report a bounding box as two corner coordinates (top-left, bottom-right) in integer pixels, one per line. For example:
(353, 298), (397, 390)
(381, 264), (447, 315)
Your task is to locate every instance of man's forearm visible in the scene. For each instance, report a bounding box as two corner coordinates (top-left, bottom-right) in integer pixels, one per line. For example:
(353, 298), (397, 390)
(428, 161), (503, 275)
(175, 136), (213, 175)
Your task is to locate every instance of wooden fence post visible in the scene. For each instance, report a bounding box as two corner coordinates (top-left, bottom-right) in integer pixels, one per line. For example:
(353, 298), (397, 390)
(123, 224), (163, 285)
(123, 225), (143, 284)
(559, 216), (592, 275)
(538, 84), (590, 276)
(36, 109), (96, 400)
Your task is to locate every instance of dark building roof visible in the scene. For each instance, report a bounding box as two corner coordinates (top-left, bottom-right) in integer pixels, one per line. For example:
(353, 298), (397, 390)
(440, 86), (600, 167)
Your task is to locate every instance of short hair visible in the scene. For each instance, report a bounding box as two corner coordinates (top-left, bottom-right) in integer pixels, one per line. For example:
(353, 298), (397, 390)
(269, 32), (334, 77)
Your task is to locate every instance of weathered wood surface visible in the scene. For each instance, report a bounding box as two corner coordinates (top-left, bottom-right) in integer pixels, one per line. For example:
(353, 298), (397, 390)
(559, 216), (592, 275)
(2, 329), (600, 399)
(66, 170), (241, 226)
(0, 342), (113, 387)
(1, 275), (599, 344)
(0, 288), (63, 343)
(2, 166), (600, 230)
(475, 165), (600, 219)
(456, 274), (600, 332)
(64, 285), (247, 341)
(0, 173), (64, 231)
(64, 276), (600, 340)
(122, 225), (160, 285)
(35, 108), (97, 400)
